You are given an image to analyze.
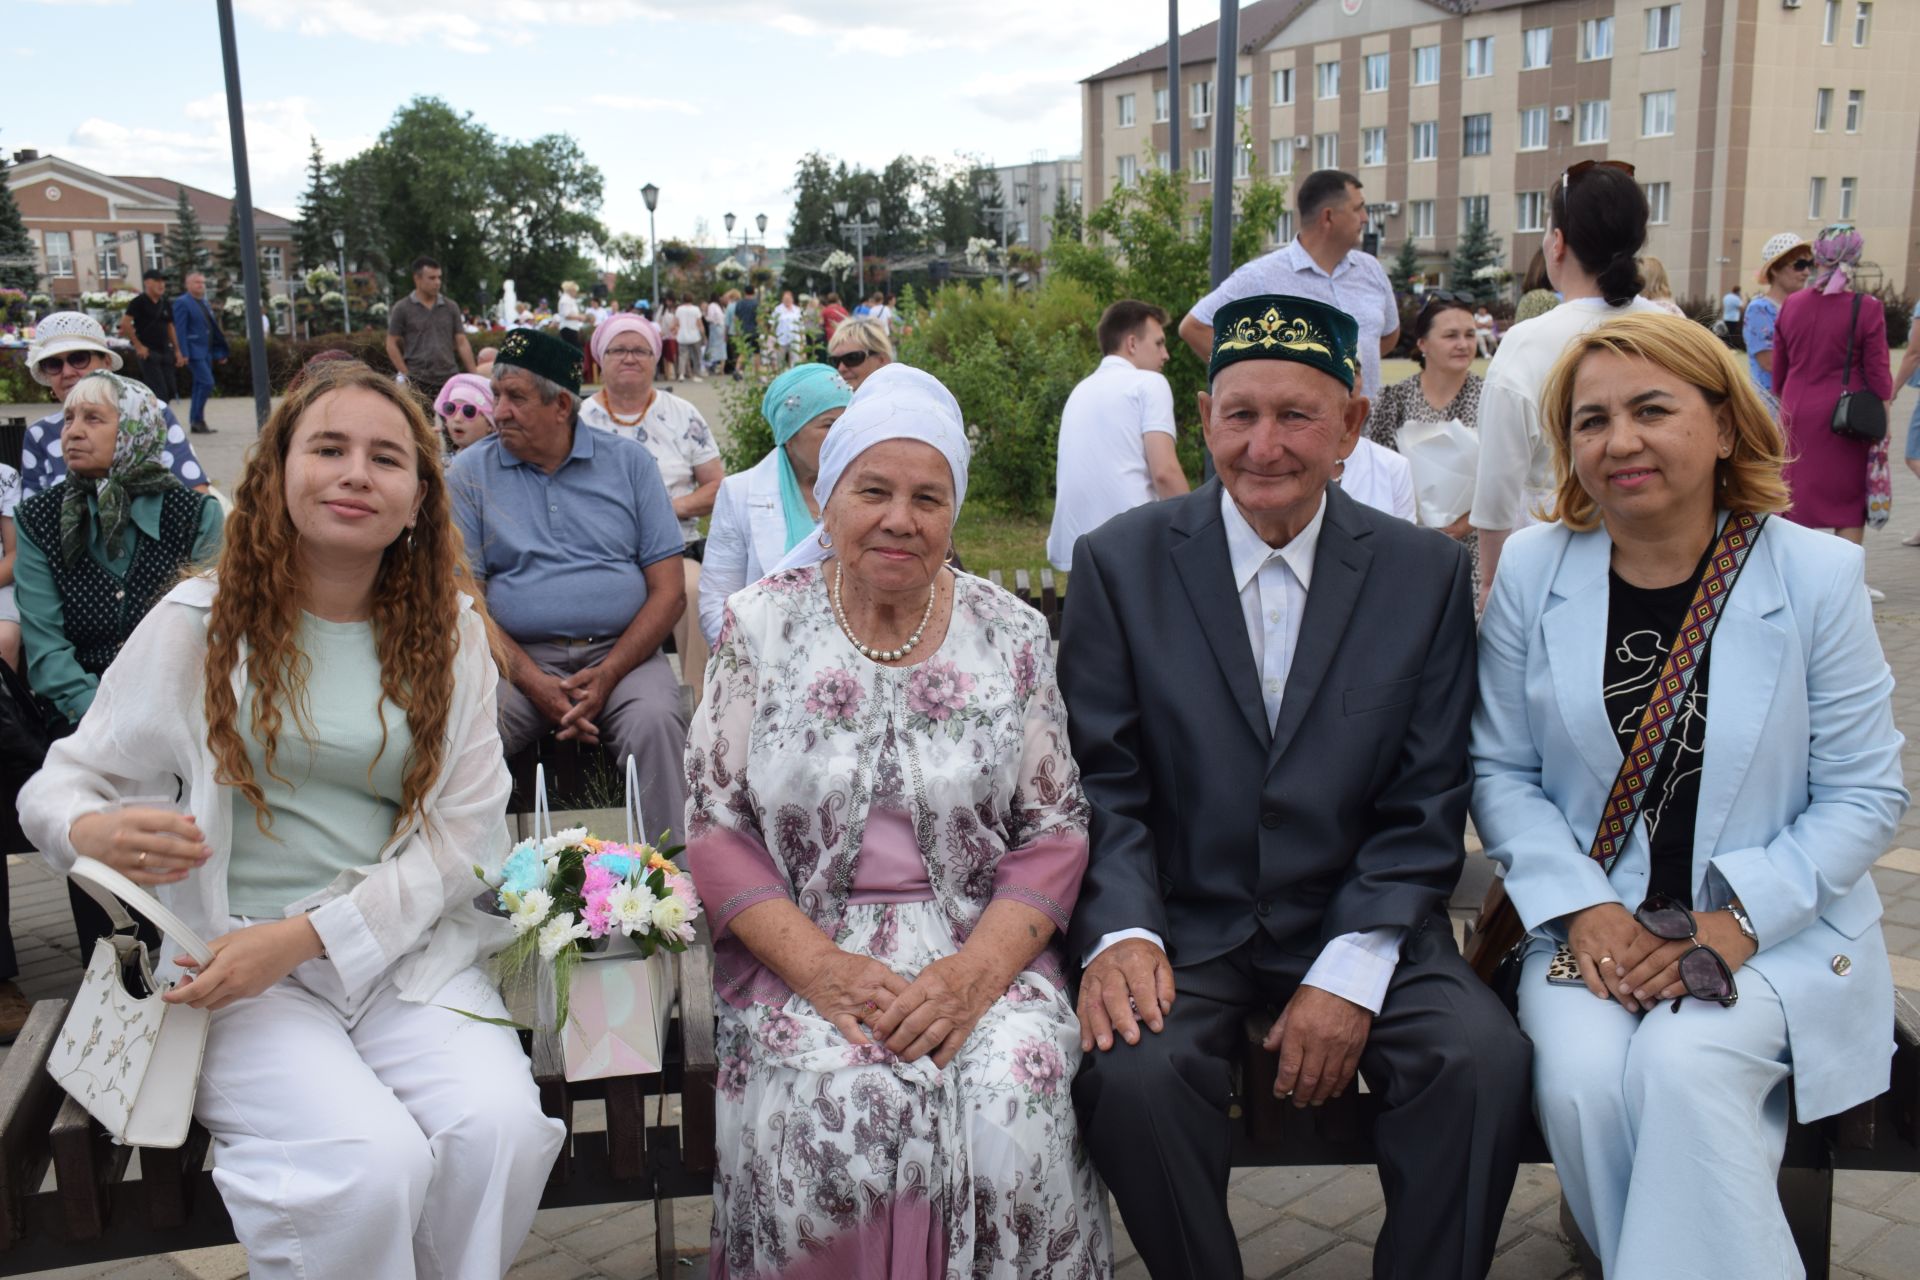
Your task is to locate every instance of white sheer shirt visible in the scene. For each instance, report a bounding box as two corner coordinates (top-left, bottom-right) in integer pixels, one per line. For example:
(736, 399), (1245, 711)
(1084, 488), (1405, 1013)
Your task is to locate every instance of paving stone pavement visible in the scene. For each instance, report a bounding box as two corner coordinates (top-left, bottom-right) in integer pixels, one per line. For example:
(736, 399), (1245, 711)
(6, 374), (1920, 1277)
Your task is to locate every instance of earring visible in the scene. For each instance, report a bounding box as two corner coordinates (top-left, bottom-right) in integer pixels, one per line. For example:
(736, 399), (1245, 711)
(817, 528), (833, 551)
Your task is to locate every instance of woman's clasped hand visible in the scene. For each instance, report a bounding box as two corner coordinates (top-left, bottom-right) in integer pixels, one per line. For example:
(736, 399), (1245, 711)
(866, 952), (1001, 1068)
(794, 947), (909, 1048)
(1567, 899), (1760, 1014)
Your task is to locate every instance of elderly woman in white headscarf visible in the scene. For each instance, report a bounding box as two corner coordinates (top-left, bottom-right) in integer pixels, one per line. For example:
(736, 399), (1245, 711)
(685, 364), (1112, 1279)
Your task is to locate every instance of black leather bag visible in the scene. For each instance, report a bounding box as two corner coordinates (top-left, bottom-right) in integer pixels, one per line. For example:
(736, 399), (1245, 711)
(1832, 293), (1888, 443)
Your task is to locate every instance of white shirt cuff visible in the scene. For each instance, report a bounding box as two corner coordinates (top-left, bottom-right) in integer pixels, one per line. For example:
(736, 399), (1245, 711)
(1300, 927), (1405, 1015)
(1085, 927), (1164, 968)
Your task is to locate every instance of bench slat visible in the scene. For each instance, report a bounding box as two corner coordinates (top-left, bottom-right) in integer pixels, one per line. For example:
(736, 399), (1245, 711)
(50, 1093), (128, 1240)
(143, 1121), (212, 1230)
(679, 940), (718, 1175)
(0, 999), (69, 1248)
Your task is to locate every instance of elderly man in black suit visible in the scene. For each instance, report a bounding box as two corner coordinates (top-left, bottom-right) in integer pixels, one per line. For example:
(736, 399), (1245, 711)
(1060, 294), (1531, 1280)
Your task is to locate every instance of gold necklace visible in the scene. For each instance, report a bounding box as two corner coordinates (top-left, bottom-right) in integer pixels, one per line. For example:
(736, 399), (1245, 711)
(831, 563), (938, 663)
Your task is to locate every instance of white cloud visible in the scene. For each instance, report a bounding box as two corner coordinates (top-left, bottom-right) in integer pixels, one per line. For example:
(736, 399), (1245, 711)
(235, 0), (666, 53)
(962, 68), (1084, 126)
(588, 95), (697, 116)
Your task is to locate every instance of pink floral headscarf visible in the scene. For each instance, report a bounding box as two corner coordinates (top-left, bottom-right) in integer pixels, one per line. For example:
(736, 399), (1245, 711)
(1811, 224), (1865, 296)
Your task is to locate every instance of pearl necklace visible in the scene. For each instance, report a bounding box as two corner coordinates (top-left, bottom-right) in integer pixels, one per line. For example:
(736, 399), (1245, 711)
(832, 563), (937, 663)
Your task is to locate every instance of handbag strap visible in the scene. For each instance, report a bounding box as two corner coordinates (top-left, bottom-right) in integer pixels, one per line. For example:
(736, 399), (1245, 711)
(1588, 511), (1767, 872)
(532, 763), (552, 841)
(1841, 293), (1863, 392)
(68, 857), (215, 966)
(624, 752), (645, 847)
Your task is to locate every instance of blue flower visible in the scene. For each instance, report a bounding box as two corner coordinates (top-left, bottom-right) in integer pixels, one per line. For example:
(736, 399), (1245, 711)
(590, 852), (640, 880)
(498, 842), (548, 902)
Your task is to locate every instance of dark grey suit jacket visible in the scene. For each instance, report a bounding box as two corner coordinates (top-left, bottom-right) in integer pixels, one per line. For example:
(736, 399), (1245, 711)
(1059, 480), (1477, 968)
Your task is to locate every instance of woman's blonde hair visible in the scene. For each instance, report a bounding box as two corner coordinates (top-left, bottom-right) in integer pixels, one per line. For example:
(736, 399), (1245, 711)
(1639, 255), (1674, 301)
(1541, 312), (1790, 531)
(829, 315), (894, 361)
(204, 363), (500, 838)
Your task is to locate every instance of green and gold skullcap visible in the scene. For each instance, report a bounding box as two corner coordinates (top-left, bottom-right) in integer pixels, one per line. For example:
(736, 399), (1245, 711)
(1208, 293), (1360, 390)
(495, 327), (583, 396)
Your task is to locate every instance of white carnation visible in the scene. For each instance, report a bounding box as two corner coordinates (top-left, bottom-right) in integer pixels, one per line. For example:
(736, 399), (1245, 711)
(537, 911), (591, 960)
(650, 892), (692, 935)
(543, 827), (589, 856)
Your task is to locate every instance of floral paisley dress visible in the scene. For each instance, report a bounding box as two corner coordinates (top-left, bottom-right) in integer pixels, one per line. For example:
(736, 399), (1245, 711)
(685, 565), (1112, 1280)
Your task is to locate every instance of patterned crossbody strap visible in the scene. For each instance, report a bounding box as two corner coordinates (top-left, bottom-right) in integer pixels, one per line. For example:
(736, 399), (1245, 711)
(1588, 510), (1767, 872)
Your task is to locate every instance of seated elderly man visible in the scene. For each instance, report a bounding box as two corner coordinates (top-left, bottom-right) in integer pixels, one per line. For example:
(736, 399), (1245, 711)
(448, 328), (689, 843)
(1059, 295), (1532, 1280)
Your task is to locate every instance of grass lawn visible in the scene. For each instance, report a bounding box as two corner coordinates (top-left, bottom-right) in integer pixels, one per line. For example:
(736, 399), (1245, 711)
(954, 503), (1057, 578)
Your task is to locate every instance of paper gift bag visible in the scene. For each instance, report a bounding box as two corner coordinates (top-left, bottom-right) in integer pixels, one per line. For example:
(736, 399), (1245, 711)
(1395, 416), (1481, 529)
(563, 937), (678, 1080)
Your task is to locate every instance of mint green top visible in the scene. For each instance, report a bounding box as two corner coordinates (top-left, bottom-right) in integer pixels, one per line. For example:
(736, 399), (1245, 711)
(225, 614), (412, 917)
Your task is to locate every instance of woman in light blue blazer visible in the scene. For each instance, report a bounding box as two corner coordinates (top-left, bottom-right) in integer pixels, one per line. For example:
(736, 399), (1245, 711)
(698, 363), (849, 645)
(1471, 314), (1907, 1280)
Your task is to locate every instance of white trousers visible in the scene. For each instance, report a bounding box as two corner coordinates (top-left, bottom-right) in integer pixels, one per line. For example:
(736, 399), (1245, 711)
(1519, 941), (1798, 1280)
(196, 946), (565, 1279)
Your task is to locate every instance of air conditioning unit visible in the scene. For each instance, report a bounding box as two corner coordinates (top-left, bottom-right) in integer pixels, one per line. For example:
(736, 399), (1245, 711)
(1552, 105), (1574, 122)
(1192, 112), (1210, 129)
(1294, 134), (1311, 149)
(1782, 0), (1802, 8)
(1386, 201), (1401, 216)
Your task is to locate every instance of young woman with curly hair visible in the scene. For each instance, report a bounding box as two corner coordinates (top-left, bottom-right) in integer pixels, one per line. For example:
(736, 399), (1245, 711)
(20, 362), (563, 1278)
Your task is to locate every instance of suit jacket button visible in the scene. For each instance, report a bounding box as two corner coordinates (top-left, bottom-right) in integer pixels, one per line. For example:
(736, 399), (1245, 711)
(1256, 900), (1271, 917)
(1260, 812), (1280, 829)
(1831, 955), (1852, 977)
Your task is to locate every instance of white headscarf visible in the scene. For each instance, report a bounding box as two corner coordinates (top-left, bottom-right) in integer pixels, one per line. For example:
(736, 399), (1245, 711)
(774, 363), (970, 572)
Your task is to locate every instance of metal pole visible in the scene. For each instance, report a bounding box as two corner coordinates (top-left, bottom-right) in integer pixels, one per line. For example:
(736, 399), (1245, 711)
(337, 245), (350, 333)
(1168, 1), (1181, 175)
(215, 0), (271, 427)
(999, 211), (1010, 291)
(648, 209), (659, 314)
(854, 225), (866, 300)
(1209, 0), (1238, 289)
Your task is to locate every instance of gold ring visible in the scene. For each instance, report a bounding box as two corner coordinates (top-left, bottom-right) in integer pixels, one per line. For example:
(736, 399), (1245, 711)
(1599, 956), (1613, 966)
(138, 851), (148, 867)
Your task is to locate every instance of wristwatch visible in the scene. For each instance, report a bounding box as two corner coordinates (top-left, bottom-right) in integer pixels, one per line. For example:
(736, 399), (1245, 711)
(1725, 899), (1758, 945)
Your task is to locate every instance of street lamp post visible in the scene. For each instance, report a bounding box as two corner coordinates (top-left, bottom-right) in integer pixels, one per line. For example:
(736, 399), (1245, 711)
(833, 198), (882, 300)
(975, 176), (1012, 291)
(330, 228), (349, 334)
(641, 182), (660, 315)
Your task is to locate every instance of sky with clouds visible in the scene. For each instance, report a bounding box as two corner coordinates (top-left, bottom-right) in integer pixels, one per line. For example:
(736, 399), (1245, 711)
(12, 0), (1196, 264)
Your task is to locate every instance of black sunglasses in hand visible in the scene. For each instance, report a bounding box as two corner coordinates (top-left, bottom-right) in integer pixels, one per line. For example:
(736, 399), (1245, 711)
(1635, 895), (1738, 1012)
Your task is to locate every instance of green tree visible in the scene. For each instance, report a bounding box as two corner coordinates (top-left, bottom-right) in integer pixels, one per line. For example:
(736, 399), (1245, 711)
(486, 134), (606, 295)
(163, 187), (209, 294)
(293, 136), (337, 274)
(0, 150), (37, 293)
(1449, 212), (1503, 303)
(1388, 237), (1421, 294)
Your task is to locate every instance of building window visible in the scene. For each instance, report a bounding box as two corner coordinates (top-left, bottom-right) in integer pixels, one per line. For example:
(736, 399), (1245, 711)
(1410, 200), (1436, 239)
(1411, 121), (1438, 161)
(1364, 53), (1389, 93)
(1642, 91), (1676, 137)
(1519, 106), (1549, 150)
(1580, 17), (1614, 60)
(1462, 194), (1490, 229)
(1156, 150), (1171, 172)
(1845, 89), (1863, 132)
(1577, 99), (1610, 144)
(1269, 138), (1294, 176)
(1274, 211), (1295, 245)
(45, 231), (73, 277)
(1644, 181), (1672, 224)
(1154, 88), (1169, 123)
(1413, 45), (1440, 85)
(1808, 176), (1826, 219)
(1315, 133), (1339, 169)
(98, 237), (123, 281)
(1236, 73), (1253, 110)
(1117, 94), (1136, 128)
(1516, 191), (1546, 232)
(1235, 144), (1254, 179)
(1118, 155), (1138, 189)
(1465, 37), (1494, 78)
(1839, 176), (1857, 219)
(1523, 26), (1552, 69)
(1316, 61), (1340, 99)
(1814, 87), (1833, 131)
(142, 231), (165, 272)
(1191, 147), (1211, 182)
(1272, 67), (1294, 104)
(1463, 114), (1493, 156)
(1646, 5), (1681, 51)
(1823, 0), (1839, 43)
(1854, 2), (1871, 45)
(1190, 80), (1212, 121)
(1362, 127), (1387, 167)
(1070, 179), (1082, 203)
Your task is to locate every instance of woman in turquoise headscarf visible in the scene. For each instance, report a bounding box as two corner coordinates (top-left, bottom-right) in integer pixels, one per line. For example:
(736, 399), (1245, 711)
(698, 363), (850, 646)
(14, 370), (222, 731)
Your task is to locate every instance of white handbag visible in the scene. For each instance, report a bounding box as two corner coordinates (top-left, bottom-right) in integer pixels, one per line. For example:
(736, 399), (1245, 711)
(47, 857), (216, 1148)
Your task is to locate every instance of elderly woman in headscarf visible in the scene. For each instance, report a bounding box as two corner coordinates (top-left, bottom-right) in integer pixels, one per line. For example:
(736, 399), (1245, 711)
(685, 363), (1112, 1279)
(580, 310), (724, 696)
(696, 362), (851, 647)
(1773, 224), (1895, 544)
(14, 371), (223, 732)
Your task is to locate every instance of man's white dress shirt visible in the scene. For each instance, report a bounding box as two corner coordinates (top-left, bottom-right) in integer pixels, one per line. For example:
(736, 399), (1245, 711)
(1085, 488), (1404, 1014)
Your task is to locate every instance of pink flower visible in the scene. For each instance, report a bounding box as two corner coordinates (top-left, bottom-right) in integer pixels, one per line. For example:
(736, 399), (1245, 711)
(717, 1052), (750, 1102)
(758, 1010), (805, 1056)
(906, 659), (975, 722)
(1009, 1037), (1066, 1096)
(804, 667), (865, 725)
(581, 862), (620, 937)
(1012, 641), (1039, 701)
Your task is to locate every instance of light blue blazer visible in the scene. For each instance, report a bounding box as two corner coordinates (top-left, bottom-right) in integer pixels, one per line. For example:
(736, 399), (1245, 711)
(1470, 515), (1908, 1120)
(698, 449), (791, 647)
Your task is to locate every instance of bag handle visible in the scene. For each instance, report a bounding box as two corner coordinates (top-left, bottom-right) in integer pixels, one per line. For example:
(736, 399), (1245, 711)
(1840, 292), (1862, 393)
(624, 753), (645, 848)
(532, 762), (552, 842)
(68, 857), (215, 967)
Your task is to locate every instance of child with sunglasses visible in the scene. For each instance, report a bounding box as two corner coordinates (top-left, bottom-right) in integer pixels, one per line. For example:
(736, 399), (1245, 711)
(434, 373), (496, 453)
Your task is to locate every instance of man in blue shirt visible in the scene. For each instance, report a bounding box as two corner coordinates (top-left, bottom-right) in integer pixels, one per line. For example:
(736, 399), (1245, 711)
(448, 329), (690, 843)
(171, 271), (229, 434)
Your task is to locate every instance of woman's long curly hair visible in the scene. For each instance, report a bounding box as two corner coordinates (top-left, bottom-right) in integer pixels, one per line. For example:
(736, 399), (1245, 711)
(204, 363), (497, 839)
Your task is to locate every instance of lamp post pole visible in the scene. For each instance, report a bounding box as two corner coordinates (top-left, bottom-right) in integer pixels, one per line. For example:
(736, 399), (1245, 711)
(215, 0), (271, 426)
(641, 182), (660, 315)
(330, 228), (349, 334)
(834, 199), (881, 300)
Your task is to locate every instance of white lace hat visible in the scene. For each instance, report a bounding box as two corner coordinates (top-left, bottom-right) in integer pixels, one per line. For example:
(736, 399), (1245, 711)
(1755, 232), (1813, 284)
(25, 311), (123, 387)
